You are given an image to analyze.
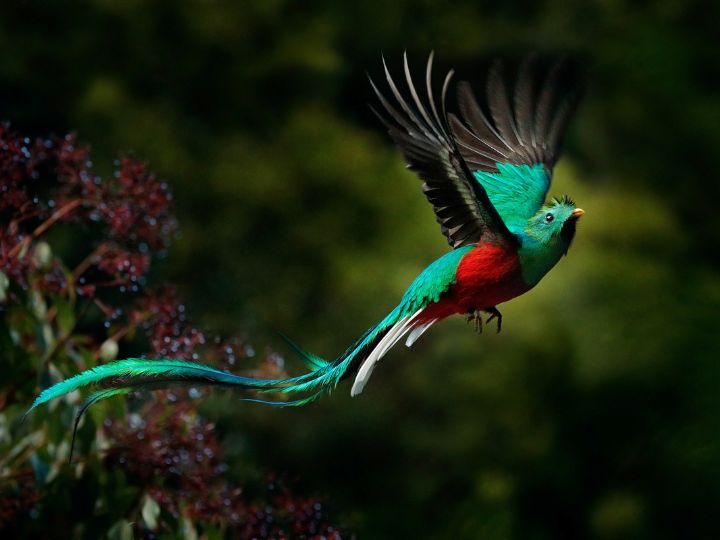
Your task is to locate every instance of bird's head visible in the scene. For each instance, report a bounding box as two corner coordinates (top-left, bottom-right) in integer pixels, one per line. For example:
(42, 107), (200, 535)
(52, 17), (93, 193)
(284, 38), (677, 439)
(525, 196), (584, 254)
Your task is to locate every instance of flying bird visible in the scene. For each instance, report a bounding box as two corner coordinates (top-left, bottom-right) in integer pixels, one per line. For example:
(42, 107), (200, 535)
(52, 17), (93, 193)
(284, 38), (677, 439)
(28, 53), (584, 441)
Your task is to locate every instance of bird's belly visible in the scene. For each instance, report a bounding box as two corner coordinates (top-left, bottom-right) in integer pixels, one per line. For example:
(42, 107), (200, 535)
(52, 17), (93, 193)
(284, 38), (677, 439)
(423, 243), (527, 319)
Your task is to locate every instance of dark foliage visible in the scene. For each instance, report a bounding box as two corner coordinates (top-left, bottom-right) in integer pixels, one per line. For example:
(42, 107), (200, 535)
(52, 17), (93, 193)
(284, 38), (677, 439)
(0, 124), (343, 539)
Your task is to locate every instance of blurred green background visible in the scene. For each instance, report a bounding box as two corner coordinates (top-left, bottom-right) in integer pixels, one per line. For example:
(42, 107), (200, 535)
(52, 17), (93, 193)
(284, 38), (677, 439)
(2, 0), (719, 537)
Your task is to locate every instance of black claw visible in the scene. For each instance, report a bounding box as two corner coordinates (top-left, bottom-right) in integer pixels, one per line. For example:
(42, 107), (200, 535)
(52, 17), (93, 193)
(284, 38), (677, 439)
(467, 310), (483, 334)
(467, 308), (504, 334)
(485, 307), (503, 334)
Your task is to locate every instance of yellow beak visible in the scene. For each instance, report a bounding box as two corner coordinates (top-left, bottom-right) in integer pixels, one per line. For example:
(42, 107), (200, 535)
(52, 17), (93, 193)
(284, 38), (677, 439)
(570, 208), (585, 219)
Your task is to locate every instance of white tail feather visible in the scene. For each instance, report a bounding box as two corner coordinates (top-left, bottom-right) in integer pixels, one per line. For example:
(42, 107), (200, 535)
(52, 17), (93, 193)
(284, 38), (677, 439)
(351, 309), (424, 397)
(405, 319), (436, 347)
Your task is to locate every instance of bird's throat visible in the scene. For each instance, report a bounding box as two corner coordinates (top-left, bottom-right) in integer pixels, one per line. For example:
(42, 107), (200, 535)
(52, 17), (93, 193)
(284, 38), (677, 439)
(517, 238), (567, 287)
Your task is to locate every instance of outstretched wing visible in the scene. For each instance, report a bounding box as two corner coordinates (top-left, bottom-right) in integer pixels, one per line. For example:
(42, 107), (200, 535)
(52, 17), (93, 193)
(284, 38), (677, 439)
(449, 57), (581, 228)
(370, 52), (518, 249)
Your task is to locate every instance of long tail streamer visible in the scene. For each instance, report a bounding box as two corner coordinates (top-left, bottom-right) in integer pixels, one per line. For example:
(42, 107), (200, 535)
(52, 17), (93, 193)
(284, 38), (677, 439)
(25, 302), (426, 458)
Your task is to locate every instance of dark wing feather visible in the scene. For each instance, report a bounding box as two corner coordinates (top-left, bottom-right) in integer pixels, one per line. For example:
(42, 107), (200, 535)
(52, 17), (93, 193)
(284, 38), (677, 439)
(486, 61), (522, 149)
(513, 56), (537, 158)
(371, 53), (518, 249)
(452, 57), (580, 174)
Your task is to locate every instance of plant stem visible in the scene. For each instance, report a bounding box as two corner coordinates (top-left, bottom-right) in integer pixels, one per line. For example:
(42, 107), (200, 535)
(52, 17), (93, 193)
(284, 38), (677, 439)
(8, 198), (84, 258)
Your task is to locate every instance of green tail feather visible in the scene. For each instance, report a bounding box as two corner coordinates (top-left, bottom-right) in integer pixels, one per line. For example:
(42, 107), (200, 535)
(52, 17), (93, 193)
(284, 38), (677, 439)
(27, 357), (317, 413)
(277, 333), (330, 371)
(27, 305), (406, 461)
(28, 240), (466, 448)
(70, 387), (132, 460)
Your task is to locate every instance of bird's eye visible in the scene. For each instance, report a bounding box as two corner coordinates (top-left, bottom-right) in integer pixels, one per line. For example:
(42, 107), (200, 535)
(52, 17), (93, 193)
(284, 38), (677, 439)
(545, 213), (554, 223)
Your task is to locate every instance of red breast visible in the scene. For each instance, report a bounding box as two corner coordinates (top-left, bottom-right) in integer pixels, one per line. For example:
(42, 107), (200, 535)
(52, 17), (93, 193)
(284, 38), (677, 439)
(420, 243), (527, 321)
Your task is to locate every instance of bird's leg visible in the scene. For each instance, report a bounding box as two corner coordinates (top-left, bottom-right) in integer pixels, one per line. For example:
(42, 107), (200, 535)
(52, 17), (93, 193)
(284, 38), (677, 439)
(466, 310), (483, 333)
(484, 307), (503, 333)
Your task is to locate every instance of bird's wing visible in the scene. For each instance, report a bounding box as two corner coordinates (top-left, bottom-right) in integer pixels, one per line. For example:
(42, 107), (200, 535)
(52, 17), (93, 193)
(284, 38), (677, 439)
(371, 52), (519, 250)
(449, 57), (580, 228)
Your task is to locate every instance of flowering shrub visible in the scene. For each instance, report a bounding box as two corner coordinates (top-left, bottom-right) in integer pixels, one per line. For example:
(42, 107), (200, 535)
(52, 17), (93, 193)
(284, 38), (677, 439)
(0, 123), (343, 538)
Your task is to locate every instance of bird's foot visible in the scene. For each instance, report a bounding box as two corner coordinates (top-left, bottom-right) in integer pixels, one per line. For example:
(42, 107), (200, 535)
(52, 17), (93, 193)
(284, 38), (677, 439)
(466, 310), (483, 333)
(484, 307), (502, 333)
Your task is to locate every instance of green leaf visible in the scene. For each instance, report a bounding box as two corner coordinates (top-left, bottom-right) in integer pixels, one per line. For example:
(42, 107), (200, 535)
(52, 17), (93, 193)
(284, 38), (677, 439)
(32, 241), (53, 269)
(30, 290), (47, 320)
(0, 271), (9, 303)
(53, 295), (76, 337)
(107, 519), (134, 540)
(181, 515), (197, 540)
(141, 494), (160, 531)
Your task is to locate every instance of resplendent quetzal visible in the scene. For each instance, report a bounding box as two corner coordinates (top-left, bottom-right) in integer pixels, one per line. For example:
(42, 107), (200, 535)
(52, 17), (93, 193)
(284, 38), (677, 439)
(28, 53), (584, 432)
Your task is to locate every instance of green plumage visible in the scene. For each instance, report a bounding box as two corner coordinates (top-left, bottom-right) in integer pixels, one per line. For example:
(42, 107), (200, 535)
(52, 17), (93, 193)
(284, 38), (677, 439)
(28, 358), (291, 412)
(473, 164), (581, 287)
(26, 245), (470, 435)
(474, 164), (550, 233)
(396, 245), (473, 313)
(27, 54), (583, 457)
(275, 246), (470, 393)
